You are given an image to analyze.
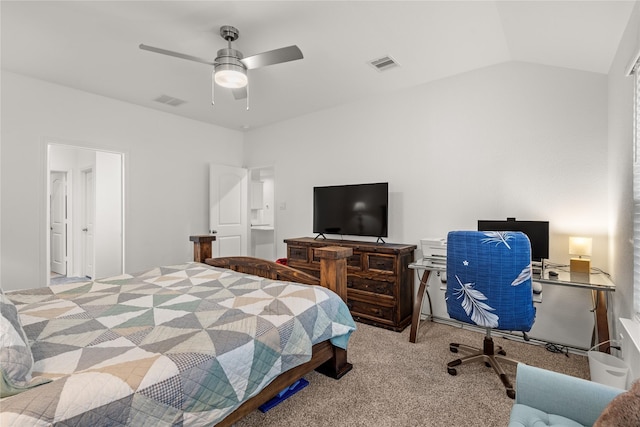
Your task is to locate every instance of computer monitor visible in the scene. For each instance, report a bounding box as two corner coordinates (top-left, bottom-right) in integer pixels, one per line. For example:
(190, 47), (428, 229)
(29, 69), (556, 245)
(477, 218), (549, 262)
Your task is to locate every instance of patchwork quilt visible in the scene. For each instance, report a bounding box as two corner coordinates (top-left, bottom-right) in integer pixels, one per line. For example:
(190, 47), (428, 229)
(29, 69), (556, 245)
(0, 263), (356, 426)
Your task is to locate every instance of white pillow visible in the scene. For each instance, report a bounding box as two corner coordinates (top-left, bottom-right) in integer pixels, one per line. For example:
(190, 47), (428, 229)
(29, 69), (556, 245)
(0, 288), (51, 397)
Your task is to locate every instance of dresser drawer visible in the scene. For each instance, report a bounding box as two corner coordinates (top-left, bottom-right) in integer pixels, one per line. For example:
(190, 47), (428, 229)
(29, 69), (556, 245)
(346, 252), (362, 269)
(312, 250), (362, 269)
(348, 276), (395, 296)
(288, 245), (308, 262)
(347, 299), (394, 322)
(366, 254), (395, 273)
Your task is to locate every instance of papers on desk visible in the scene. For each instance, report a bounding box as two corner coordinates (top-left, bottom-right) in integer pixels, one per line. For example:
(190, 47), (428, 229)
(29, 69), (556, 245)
(419, 237), (447, 270)
(420, 237), (446, 257)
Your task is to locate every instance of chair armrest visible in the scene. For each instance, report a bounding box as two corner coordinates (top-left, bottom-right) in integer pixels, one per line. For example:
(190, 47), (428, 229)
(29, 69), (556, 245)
(514, 363), (623, 426)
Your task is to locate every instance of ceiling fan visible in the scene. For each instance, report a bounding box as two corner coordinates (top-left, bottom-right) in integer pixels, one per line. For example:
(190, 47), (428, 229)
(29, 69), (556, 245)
(140, 25), (303, 107)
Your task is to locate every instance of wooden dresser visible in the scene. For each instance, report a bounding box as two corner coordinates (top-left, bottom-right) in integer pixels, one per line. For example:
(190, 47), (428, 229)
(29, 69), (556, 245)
(284, 237), (416, 331)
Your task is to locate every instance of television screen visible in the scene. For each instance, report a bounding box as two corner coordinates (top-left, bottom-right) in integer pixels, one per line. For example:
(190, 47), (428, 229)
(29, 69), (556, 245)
(313, 182), (388, 238)
(477, 218), (549, 261)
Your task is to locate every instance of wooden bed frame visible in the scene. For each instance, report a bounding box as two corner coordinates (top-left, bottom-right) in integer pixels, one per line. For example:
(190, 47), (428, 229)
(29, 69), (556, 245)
(190, 236), (353, 427)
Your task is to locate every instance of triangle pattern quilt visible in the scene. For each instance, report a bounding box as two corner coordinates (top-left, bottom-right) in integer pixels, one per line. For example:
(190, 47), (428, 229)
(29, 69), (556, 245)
(1, 263), (356, 426)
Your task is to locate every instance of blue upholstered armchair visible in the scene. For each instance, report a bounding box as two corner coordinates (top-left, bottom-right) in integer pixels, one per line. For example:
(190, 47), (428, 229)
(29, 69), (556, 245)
(446, 230), (536, 398)
(509, 363), (624, 427)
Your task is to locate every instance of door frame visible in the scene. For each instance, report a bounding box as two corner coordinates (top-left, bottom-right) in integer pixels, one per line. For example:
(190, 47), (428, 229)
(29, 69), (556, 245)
(45, 140), (126, 285)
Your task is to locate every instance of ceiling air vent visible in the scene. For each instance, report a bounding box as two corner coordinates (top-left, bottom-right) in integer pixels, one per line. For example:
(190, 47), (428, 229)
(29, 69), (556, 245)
(153, 94), (186, 107)
(368, 55), (400, 72)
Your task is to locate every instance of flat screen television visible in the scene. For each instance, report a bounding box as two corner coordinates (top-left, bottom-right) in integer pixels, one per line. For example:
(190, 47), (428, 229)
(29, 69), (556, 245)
(313, 182), (388, 238)
(477, 218), (549, 262)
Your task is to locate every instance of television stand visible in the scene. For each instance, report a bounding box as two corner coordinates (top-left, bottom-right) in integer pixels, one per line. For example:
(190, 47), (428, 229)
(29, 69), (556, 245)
(314, 233), (327, 240)
(376, 237), (386, 244)
(285, 237), (416, 331)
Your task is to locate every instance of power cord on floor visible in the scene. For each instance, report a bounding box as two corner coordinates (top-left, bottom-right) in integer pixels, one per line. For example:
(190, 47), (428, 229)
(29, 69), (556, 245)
(545, 342), (570, 357)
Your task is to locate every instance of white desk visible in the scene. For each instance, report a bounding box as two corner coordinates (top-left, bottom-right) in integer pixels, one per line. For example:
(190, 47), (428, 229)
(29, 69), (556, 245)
(409, 260), (615, 349)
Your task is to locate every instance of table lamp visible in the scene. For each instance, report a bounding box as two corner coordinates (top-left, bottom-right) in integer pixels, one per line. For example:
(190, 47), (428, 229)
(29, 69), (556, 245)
(569, 237), (592, 273)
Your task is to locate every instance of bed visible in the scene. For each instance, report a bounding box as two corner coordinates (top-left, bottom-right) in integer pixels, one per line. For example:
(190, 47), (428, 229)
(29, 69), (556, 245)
(0, 237), (355, 426)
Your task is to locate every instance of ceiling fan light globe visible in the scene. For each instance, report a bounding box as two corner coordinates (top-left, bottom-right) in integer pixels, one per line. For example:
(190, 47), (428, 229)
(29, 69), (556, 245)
(215, 68), (248, 89)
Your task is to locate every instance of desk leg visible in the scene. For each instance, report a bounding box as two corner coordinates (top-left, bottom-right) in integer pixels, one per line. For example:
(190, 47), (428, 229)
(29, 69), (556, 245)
(592, 289), (610, 352)
(409, 270), (433, 343)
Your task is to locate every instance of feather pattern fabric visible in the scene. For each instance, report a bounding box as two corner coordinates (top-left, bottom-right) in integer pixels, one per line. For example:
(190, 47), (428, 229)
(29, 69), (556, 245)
(453, 275), (499, 328)
(480, 231), (514, 249)
(512, 264), (532, 286)
(446, 230), (536, 333)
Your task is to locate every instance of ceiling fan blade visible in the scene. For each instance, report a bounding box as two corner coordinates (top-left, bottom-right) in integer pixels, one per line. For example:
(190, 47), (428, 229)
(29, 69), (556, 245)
(139, 44), (216, 66)
(241, 45), (303, 70)
(232, 87), (247, 100)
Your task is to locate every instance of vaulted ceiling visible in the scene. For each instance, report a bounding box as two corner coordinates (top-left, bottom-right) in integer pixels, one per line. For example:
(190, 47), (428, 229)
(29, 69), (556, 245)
(1, 1), (636, 131)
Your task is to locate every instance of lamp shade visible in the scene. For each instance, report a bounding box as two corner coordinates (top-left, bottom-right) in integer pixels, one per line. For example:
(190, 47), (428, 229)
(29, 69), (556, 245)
(213, 48), (248, 89)
(214, 65), (248, 89)
(569, 237), (592, 257)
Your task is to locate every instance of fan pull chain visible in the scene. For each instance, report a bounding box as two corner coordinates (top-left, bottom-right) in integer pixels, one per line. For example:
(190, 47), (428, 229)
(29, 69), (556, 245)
(246, 81), (249, 111)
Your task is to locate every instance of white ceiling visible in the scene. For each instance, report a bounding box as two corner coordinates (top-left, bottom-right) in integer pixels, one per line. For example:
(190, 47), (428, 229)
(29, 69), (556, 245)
(1, 1), (636, 131)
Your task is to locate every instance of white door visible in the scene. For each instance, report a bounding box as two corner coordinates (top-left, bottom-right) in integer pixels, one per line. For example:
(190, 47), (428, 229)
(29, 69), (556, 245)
(50, 171), (67, 275)
(210, 164), (248, 257)
(82, 168), (95, 279)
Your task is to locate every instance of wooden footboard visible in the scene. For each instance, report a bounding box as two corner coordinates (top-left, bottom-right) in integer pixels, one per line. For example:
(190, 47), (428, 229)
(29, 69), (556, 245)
(205, 256), (321, 285)
(190, 236), (354, 425)
(190, 235), (352, 303)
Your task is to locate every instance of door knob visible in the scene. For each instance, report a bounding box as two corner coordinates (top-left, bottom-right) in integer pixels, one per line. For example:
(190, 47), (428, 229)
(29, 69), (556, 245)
(82, 228), (88, 232)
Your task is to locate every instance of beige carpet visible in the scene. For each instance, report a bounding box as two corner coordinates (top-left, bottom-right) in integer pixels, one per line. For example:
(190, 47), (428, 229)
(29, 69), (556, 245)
(236, 321), (590, 427)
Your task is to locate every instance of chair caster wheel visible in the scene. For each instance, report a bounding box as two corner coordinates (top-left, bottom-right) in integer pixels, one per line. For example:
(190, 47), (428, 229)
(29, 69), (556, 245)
(485, 362), (491, 368)
(447, 367), (457, 376)
(507, 389), (515, 399)
(498, 349), (506, 356)
(449, 346), (458, 353)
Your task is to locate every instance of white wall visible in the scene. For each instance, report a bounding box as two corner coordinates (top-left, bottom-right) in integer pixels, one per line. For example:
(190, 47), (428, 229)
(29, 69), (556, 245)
(245, 61), (608, 262)
(608, 3), (640, 328)
(244, 61), (610, 348)
(1, 71), (243, 290)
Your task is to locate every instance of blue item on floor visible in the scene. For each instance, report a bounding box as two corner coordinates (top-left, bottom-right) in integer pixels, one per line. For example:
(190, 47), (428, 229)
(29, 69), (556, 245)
(258, 378), (309, 413)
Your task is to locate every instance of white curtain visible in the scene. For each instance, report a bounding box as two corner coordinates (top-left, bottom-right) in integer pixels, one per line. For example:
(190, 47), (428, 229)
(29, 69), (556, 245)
(633, 57), (640, 319)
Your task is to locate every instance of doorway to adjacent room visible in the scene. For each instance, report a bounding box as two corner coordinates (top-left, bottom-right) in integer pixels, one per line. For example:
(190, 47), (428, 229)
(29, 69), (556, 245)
(47, 143), (124, 285)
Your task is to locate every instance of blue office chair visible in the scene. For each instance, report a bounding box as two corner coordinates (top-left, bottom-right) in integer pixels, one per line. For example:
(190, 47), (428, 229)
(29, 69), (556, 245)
(445, 230), (536, 399)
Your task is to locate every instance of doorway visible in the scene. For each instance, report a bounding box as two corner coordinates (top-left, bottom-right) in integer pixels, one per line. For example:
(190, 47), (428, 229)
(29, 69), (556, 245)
(249, 166), (276, 260)
(208, 164), (276, 259)
(47, 143), (124, 285)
